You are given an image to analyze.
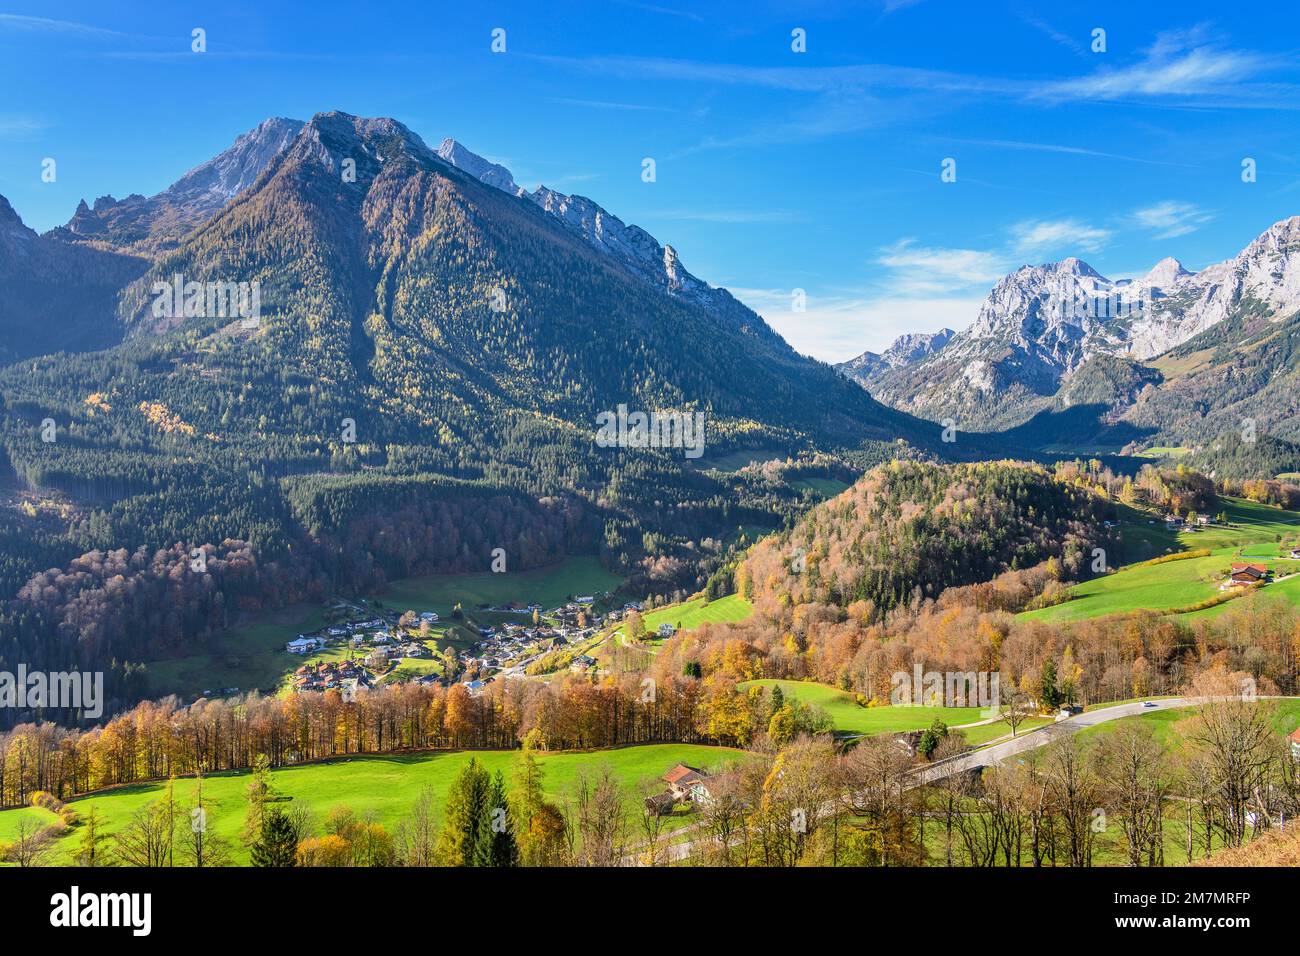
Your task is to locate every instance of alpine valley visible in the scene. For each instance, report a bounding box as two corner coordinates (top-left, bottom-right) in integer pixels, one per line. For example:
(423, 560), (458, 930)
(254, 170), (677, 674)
(0, 111), (965, 712)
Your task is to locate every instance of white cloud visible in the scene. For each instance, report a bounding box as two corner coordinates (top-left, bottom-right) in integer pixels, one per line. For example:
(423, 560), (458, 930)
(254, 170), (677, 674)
(1010, 218), (1110, 257)
(1036, 26), (1286, 105)
(733, 287), (980, 362)
(875, 239), (1006, 295)
(1131, 200), (1213, 239)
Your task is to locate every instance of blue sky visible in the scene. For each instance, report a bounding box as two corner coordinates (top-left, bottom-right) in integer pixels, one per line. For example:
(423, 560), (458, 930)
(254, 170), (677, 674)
(2, 1), (1299, 361)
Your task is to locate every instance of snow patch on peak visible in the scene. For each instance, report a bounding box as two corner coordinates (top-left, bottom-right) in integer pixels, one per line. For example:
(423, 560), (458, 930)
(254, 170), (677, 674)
(1142, 256), (1192, 287)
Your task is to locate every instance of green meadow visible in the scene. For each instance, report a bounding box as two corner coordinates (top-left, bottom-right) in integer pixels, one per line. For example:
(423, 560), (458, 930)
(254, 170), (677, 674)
(789, 476), (851, 498)
(0, 743), (739, 866)
(1077, 698), (1300, 747)
(1021, 497), (1300, 624)
(738, 679), (990, 735)
(637, 593), (753, 635)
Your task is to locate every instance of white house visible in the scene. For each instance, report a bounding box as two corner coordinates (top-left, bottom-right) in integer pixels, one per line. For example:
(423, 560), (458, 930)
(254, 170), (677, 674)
(657, 623), (676, 639)
(286, 637), (319, 654)
(420, 610), (440, 623)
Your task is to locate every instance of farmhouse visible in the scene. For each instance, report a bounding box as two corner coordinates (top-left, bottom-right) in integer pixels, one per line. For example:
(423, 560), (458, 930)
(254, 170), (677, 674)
(420, 611), (440, 624)
(1291, 727), (1300, 761)
(663, 763), (707, 800)
(1227, 563), (1271, 587)
(657, 623), (676, 639)
(286, 636), (321, 654)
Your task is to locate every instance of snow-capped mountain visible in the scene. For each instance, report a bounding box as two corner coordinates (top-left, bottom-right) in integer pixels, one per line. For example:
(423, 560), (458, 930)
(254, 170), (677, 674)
(849, 216), (1300, 430)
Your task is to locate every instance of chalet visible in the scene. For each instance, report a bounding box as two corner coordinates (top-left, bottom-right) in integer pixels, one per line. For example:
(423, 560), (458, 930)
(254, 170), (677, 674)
(569, 654), (597, 674)
(1290, 727), (1300, 760)
(1227, 563), (1270, 587)
(1164, 514), (1185, 528)
(463, 679), (486, 695)
(419, 611), (440, 624)
(1195, 514), (1211, 526)
(575, 595), (595, 605)
(286, 637), (320, 654)
(657, 623), (676, 639)
(663, 764), (707, 800)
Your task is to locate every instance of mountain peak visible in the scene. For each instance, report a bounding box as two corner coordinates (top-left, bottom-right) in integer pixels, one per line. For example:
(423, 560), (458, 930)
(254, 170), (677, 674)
(58, 116), (305, 250)
(1142, 256), (1191, 287)
(0, 193), (37, 245)
(1055, 256), (1103, 278)
(435, 138), (523, 195)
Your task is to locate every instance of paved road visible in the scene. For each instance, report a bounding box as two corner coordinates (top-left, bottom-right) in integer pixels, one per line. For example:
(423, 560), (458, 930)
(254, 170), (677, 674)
(913, 697), (1196, 784)
(652, 697), (1203, 864)
(646, 695), (1300, 864)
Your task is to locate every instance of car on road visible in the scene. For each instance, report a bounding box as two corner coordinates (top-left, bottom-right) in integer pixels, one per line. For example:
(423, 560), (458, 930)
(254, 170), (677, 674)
(1142, 701), (1158, 708)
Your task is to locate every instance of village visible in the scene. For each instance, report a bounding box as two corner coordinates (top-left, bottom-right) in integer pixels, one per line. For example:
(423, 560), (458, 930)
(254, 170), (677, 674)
(279, 591), (641, 697)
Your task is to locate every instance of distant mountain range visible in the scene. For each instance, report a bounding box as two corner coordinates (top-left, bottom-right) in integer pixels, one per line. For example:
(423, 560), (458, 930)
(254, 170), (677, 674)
(838, 216), (1300, 459)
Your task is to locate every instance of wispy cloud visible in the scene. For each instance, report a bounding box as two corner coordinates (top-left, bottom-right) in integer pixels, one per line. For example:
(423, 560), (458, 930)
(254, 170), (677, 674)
(548, 97), (677, 113)
(1022, 14), (1087, 58)
(1131, 200), (1214, 239)
(649, 208), (804, 223)
(537, 26), (1296, 116)
(940, 137), (1197, 169)
(1011, 218), (1110, 256)
(0, 14), (131, 38)
(613, 0), (706, 23)
(872, 217), (1110, 301)
(0, 115), (51, 139)
(1035, 25), (1294, 106)
(876, 239), (1007, 295)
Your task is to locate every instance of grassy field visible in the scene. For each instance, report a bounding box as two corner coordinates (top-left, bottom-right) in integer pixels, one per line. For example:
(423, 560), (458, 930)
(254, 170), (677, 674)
(739, 679), (989, 734)
(1077, 698), (1300, 746)
(789, 477), (851, 498)
(0, 743), (739, 865)
(636, 593), (753, 636)
(143, 557), (624, 700)
(1022, 497), (1300, 623)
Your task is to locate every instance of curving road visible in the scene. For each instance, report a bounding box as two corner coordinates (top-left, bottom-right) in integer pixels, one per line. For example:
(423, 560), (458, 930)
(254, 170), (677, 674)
(914, 697), (1197, 784)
